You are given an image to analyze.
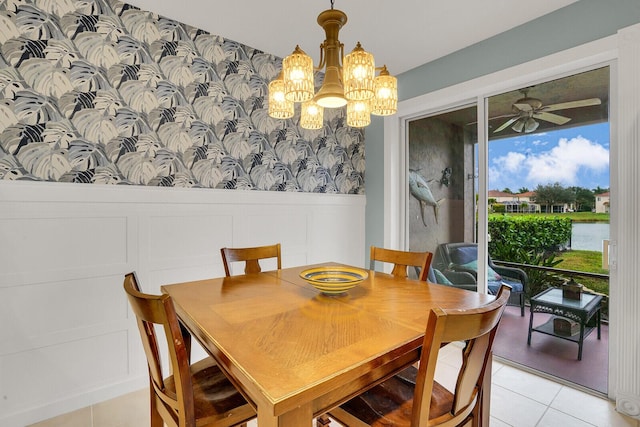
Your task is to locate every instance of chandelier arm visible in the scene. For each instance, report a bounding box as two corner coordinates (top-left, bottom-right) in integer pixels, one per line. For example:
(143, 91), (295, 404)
(317, 43), (326, 70)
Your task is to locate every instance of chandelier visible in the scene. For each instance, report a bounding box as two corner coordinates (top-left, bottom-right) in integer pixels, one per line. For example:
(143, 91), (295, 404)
(267, 1), (398, 129)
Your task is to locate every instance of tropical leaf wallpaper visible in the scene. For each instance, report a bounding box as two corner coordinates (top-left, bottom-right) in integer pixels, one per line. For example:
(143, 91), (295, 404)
(0, 0), (366, 193)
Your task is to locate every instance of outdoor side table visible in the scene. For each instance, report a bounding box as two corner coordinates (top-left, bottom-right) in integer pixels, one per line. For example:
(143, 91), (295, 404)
(527, 287), (602, 360)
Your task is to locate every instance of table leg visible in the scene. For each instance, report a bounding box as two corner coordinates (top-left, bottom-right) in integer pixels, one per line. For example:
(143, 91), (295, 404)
(257, 403), (314, 427)
(316, 414), (332, 427)
(578, 323), (584, 361)
(527, 308), (534, 345)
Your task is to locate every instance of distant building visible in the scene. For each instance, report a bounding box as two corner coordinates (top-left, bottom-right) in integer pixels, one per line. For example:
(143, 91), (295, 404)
(488, 190), (578, 213)
(595, 192), (610, 213)
(488, 190), (540, 213)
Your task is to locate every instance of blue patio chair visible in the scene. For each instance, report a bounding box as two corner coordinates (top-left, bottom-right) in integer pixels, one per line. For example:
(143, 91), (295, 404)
(431, 242), (527, 316)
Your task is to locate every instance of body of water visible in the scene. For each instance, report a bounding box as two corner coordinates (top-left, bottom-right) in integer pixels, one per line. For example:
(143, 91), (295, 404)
(571, 222), (610, 251)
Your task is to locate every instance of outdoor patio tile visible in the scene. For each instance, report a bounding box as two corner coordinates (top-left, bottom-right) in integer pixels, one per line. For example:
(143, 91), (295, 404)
(492, 364), (562, 405)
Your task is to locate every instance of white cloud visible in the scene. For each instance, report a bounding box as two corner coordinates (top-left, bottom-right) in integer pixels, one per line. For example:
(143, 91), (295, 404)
(525, 136), (609, 185)
(532, 139), (549, 146)
(492, 151), (526, 173)
(490, 136), (609, 188)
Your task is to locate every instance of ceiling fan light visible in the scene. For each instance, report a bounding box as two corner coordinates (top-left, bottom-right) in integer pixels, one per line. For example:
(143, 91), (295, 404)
(347, 99), (371, 128)
(512, 119), (525, 133)
(283, 45), (314, 102)
(524, 117), (539, 133)
(300, 100), (324, 130)
(268, 72), (295, 119)
(371, 65), (397, 116)
(343, 42), (375, 101)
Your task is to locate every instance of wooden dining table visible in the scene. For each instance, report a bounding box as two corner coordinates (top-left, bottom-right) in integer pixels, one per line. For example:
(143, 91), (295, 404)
(161, 262), (494, 427)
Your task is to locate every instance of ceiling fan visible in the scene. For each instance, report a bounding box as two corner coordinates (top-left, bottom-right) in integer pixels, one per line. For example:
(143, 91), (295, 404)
(491, 88), (602, 134)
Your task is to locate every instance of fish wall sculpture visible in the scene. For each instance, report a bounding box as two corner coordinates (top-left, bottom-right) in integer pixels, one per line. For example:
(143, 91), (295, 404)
(409, 169), (442, 226)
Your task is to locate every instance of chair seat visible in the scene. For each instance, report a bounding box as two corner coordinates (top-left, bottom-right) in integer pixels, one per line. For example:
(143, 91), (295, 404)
(164, 357), (255, 426)
(336, 366), (454, 426)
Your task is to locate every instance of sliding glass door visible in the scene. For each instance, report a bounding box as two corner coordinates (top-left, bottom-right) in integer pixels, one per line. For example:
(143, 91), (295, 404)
(407, 66), (611, 394)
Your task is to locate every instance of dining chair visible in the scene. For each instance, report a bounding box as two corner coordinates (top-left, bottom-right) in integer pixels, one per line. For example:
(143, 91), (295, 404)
(126, 271), (193, 361)
(220, 243), (281, 276)
(326, 284), (511, 427)
(369, 246), (434, 281)
(123, 272), (256, 427)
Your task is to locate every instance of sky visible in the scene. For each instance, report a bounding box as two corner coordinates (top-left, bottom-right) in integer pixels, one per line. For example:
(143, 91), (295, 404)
(487, 122), (610, 193)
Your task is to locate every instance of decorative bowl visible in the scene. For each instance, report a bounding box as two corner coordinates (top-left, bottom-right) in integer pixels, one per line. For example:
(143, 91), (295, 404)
(299, 266), (368, 295)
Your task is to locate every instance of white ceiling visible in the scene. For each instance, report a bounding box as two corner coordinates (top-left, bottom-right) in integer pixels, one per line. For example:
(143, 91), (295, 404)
(124, 0), (578, 74)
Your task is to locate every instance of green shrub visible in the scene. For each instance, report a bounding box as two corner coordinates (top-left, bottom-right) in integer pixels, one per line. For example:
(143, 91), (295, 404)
(488, 216), (571, 260)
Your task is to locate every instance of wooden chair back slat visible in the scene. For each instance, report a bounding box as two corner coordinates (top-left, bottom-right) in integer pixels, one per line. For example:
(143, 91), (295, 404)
(220, 243), (282, 276)
(369, 246), (433, 281)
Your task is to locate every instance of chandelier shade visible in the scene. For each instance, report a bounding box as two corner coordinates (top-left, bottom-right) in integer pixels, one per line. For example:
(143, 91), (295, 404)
(371, 65), (397, 116)
(343, 42), (375, 101)
(283, 45), (314, 103)
(300, 100), (324, 129)
(346, 100), (371, 128)
(267, 1), (397, 128)
(268, 72), (295, 119)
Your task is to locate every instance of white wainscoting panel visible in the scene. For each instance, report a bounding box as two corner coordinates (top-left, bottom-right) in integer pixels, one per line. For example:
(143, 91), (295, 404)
(0, 181), (366, 427)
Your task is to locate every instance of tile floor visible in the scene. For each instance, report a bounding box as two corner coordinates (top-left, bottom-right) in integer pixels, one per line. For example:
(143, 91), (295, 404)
(29, 343), (638, 427)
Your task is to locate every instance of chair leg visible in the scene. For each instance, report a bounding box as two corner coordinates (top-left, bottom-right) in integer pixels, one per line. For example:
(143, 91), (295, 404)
(179, 321), (192, 361)
(520, 293), (525, 317)
(317, 414), (332, 427)
(149, 385), (163, 427)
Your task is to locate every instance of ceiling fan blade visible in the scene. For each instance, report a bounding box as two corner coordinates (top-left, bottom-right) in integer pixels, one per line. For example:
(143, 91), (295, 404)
(542, 98), (601, 112)
(513, 103), (534, 112)
(493, 117), (519, 133)
(488, 113), (518, 120)
(534, 111), (572, 125)
(467, 113), (516, 126)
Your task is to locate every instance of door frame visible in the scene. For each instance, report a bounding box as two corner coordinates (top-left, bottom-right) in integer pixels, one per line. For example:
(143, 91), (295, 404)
(383, 34), (619, 396)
